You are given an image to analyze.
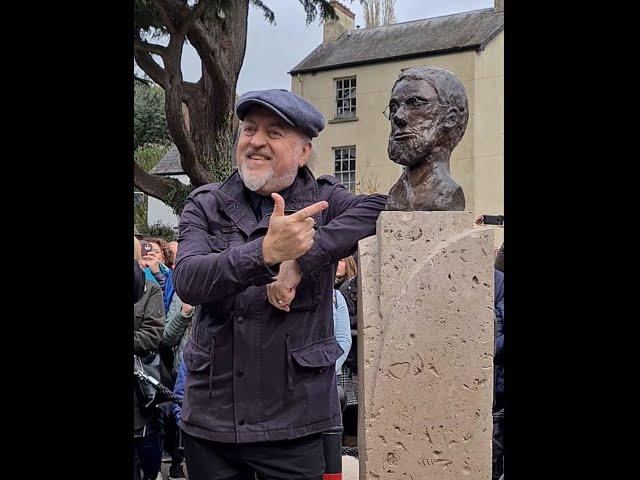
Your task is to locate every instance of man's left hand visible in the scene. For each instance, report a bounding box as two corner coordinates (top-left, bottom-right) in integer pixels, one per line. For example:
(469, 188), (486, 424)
(267, 260), (303, 312)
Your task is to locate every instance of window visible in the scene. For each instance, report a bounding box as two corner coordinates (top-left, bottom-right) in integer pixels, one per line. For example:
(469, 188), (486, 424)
(134, 191), (145, 206)
(333, 146), (356, 192)
(335, 77), (356, 118)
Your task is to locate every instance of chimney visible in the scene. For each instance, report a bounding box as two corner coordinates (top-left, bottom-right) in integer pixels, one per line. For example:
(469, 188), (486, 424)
(323, 1), (355, 43)
(495, 0), (504, 12)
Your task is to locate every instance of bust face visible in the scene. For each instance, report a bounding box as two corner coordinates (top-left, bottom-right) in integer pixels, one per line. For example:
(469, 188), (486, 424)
(387, 79), (445, 167)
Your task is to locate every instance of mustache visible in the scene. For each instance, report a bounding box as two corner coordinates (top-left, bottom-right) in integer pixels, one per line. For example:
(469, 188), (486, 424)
(245, 149), (273, 160)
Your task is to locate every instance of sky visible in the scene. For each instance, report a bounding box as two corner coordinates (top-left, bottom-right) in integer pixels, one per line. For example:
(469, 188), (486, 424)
(174, 0), (493, 94)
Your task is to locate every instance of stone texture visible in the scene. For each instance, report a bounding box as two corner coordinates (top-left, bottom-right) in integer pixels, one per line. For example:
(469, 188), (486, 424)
(358, 211), (494, 479)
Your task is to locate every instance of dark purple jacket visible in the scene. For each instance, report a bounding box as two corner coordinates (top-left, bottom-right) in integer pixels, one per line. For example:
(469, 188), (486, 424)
(173, 166), (386, 443)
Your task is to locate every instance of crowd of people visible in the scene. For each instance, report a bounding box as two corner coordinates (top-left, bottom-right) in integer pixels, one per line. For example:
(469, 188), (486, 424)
(133, 88), (506, 480)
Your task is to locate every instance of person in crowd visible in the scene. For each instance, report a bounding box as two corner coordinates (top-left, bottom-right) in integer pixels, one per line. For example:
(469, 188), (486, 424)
(134, 236), (166, 480)
(161, 240), (195, 479)
(492, 254), (505, 480)
(167, 241), (179, 269)
(333, 288), (351, 376)
(140, 237), (176, 313)
(334, 255), (359, 444)
(334, 256), (357, 289)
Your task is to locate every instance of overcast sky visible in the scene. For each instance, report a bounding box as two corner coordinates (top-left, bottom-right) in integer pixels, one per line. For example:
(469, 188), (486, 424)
(176, 0), (493, 94)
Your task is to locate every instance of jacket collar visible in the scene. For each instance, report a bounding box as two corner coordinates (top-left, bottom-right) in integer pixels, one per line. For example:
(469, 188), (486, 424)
(215, 166), (321, 238)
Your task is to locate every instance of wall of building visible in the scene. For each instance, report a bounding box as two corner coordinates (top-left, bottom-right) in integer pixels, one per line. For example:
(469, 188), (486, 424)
(473, 30), (504, 246)
(292, 34), (503, 246)
(292, 50), (476, 200)
(147, 174), (190, 231)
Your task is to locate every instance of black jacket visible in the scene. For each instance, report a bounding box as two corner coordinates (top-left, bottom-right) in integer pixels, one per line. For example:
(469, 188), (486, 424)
(173, 167), (386, 442)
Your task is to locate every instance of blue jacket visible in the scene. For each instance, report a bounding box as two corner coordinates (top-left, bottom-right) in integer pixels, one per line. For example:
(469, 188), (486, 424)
(333, 290), (351, 375)
(143, 264), (176, 313)
(494, 269), (504, 399)
(173, 358), (187, 423)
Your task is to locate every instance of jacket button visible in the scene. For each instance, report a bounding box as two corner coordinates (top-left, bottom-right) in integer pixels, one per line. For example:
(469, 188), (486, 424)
(237, 370), (244, 377)
(238, 419), (245, 425)
(236, 316), (244, 324)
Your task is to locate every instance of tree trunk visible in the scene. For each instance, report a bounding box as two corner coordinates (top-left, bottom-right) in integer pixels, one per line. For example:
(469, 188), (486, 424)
(134, 0), (249, 206)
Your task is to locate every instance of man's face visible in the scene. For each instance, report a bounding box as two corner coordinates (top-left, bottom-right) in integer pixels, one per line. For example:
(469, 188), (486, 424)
(236, 106), (311, 195)
(387, 79), (445, 166)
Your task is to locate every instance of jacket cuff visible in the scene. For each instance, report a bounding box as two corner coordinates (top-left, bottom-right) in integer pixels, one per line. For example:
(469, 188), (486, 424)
(239, 237), (280, 286)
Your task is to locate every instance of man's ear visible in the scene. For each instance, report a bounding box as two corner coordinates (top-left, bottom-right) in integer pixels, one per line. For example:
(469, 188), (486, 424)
(299, 140), (312, 167)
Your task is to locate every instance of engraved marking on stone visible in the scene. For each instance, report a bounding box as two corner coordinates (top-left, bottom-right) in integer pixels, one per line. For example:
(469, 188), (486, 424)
(388, 362), (411, 379)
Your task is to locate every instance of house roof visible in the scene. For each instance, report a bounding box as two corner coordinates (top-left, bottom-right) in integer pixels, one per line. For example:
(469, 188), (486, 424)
(149, 145), (183, 175)
(289, 8), (503, 74)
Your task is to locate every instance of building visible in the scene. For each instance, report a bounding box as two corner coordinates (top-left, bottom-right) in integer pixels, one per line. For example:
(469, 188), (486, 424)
(146, 146), (189, 230)
(289, 0), (504, 245)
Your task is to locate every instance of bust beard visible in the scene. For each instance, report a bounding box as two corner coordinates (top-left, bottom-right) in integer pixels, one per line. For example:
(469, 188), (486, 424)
(388, 126), (441, 167)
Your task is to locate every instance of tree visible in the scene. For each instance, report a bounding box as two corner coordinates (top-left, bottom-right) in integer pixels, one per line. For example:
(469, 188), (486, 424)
(382, 0), (396, 25)
(133, 0), (339, 215)
(134, 80), (171, 149)
(360, 0), (395, 28)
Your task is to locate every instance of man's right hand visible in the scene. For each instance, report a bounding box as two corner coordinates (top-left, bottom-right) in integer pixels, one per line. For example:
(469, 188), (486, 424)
(262, 193), (329, 266)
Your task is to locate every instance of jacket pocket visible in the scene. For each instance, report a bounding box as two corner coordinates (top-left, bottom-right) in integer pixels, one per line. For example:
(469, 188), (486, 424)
(290, 337), (344, 370)
(183, 337), (213, 373)
(220, 226), (245, 246)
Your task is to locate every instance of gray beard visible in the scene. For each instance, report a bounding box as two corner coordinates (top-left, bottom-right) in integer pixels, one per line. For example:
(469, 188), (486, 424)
(238, 165), (273, 192)
(238, 163), (299, 194)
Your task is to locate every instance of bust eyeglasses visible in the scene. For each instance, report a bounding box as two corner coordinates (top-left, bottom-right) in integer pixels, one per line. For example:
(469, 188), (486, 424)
(382, 96), (447, 120)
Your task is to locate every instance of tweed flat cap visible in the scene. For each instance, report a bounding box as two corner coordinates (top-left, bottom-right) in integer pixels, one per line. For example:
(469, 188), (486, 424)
(235, 89), (325, 138)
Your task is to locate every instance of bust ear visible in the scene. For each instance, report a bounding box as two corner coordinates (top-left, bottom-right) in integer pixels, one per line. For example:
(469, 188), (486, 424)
(443, 105), (462, 129)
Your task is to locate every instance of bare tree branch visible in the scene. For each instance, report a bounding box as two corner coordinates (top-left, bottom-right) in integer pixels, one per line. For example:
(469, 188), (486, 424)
(187, 20), (230, 94)
(151, 0), (181, 34)
(162, 36), (213, 186)
(134, 161), (184, 200)
(178, 0), (213, 35)
(134, 38), (168, 57)
(382, 0), (396, 25)
(134, 49), (168, 89)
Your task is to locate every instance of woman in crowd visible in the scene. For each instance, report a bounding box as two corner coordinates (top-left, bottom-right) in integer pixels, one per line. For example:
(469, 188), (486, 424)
(134, 236), (165, 480)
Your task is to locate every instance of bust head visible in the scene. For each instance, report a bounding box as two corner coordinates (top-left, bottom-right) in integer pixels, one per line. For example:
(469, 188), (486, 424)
(387, 66), (469, 167)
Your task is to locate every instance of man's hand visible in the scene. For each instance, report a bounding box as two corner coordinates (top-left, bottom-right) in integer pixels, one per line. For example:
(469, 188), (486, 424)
(262, 193), (328, 266)
(267, 260), (303, 312)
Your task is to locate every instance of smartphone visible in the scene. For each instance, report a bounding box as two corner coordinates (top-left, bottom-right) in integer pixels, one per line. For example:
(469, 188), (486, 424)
(140, 241), (153, 257)
(483, 215), (504, 226)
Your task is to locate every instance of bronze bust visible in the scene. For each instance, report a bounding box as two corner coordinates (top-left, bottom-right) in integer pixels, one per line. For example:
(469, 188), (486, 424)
(386, 66), (469, 211)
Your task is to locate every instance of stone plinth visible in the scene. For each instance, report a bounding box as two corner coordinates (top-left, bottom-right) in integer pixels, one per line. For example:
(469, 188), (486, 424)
(357, 211), (494, 479)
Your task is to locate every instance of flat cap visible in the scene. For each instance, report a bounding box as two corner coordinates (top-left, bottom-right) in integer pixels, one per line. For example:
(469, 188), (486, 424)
(235, 89), (325, 138)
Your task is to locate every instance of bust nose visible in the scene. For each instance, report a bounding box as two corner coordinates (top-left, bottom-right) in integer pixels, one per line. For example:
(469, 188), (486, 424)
(392, 108), (408, 127)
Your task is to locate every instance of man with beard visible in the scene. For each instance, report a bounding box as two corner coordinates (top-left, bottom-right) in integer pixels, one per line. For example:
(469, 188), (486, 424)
(173, 89), (386, 480)
(385, 66), (469, 211)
